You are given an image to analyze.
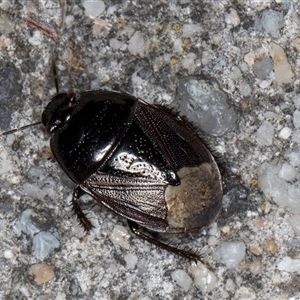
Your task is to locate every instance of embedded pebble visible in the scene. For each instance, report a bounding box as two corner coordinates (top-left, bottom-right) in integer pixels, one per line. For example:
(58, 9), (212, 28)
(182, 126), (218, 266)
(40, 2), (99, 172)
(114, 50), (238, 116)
(287, 215), (300, 235)
(124, 253), (138, 270)
(188, 262), (217, 293)
(173, 38), (183, 53)
(171, 269), (192, 291)
(33, 231), (60, 261)
(176, 77), (238, 136)
(271, 274), (281, 285)
(269, 42), (294, 85)
(82, 0), (105, 17)
(250, 244), (263, 256)
(109, 38), (123, 50)
(225, 278), (235, 292)
(11, 208), (44, 238)
(262, 239), (278, 255)
(136, 258), (147, 276)
(229, 66), (242, 81)
(257, 162), (300, 214)
(128, 31), (148, 57)
(181, 53), (197, 71)
(234, 286), (256, 300)
(285, 149), (300, 166)
(278, 127), (292, 140)
(4, 249), (14, 259)
(224, 9), (240, 27)
(213, 241), (246, 269)
(278, 257), (300, 272)
(28, 263), (54, 285)
(249, 259), (262, 275)
(109, 225), (130, 249)
(256, 9), (284, 38)
(293, 95), (300, 109)
(256, 121), (274, 146)
(252, 56), (273, 80)
(239, 82), (252, 96)
(279, 163), (297, 181)
(11, 209), (60, 260)
(182, 24), (202, 37)
(293, 110), (300, 129)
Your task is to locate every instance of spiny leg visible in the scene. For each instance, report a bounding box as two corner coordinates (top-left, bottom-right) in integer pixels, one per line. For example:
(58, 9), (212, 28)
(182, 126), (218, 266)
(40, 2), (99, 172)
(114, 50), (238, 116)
(71, 185), (94, 236)
(128, 220), (209, 266)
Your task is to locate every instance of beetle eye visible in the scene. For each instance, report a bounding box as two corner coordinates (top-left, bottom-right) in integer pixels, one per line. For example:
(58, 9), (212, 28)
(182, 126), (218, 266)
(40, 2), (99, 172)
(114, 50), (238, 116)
(42, 92), (77, 134)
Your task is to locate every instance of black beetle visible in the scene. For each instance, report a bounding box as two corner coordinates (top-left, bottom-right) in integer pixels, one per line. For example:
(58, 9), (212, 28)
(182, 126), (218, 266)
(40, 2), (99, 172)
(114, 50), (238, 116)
(1, 82), (223, 261)
(39, 88), (223, 261)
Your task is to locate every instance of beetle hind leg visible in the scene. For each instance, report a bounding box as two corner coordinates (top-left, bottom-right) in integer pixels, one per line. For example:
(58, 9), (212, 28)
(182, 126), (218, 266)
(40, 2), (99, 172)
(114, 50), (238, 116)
(71, 186), (94, 233)
(127, 220), (207, 265)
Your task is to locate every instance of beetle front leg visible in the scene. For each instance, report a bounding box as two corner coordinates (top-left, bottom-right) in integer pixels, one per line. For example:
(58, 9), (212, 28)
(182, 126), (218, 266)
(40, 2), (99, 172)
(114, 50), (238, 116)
(71, 185), (94, 233)
(127, 220), (207, 264)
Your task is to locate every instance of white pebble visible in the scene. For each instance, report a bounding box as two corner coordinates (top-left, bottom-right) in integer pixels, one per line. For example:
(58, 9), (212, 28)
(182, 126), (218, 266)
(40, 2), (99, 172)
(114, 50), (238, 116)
(109, 38), (123, 50)
(239, 82), (251, 96)
(279, 162), (297, 181)
(188, 262), (217, 293)
(128, 31), (147, 57)
(278, 256), (300, 272)
(171, 269), (192, 291)
(182, 53), (196, 71)
(224, 9), (240, 27)
(229, 66), (242, 81)
(269, 42), (294, 85)
(234, 286), (256, 300)
(173, 38), (183, 53)
(213, 241), (246, 269)
(225, 278), (235, 292)
(201, 51), (210, 65)
(278, 127), (292, 139)
(293, 95), (300, 109)
(4, 249), (14, 259)
(109, 225), (130, 249)
(256, 121), (274, 146)
(259, 79), (272, 89)
(82, 0), (105, 17)
(257, 162), (300, 214)
(211, 34), (222, 45)
(285, 149), (300, 166)
(124, 253), (138, 269)
(163, 281), (174, 293)
(182, 24), (202, 37)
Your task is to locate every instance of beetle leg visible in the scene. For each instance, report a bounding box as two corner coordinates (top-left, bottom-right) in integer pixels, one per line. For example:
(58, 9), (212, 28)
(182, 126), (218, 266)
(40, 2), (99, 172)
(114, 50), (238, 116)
(72, 185), (94, 233)
(127, 220), (208, 264)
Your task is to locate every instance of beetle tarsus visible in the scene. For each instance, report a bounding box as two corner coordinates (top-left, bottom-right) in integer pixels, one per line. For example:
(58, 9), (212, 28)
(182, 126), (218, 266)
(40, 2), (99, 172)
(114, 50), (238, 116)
(71, 186), (94, 233)
(127, 220), (212, 269)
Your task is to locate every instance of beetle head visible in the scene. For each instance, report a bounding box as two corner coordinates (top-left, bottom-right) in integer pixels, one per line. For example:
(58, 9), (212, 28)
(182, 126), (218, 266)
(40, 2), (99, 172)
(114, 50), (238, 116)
(42, 92), (77, 134)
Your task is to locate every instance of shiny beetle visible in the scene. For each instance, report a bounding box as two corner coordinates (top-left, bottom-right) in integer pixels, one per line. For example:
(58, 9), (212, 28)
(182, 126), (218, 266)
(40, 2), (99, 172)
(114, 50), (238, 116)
(41, 89), (223, 260)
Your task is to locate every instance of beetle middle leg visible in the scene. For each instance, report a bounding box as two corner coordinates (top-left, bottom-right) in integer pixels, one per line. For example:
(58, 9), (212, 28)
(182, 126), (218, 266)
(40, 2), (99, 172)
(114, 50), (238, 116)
(71, 186), (94, 233)
(128, 220), (204, 262)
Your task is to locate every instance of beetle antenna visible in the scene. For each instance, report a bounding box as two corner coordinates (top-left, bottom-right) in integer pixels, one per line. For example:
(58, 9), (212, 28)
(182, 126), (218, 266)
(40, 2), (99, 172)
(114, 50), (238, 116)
(52, 58), (59, 93)
(0, 121), (42, 137)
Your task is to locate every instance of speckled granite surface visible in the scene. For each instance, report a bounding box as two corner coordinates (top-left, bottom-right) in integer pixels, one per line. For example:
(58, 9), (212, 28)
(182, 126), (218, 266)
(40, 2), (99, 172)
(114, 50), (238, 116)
(0, 1), (300, 299)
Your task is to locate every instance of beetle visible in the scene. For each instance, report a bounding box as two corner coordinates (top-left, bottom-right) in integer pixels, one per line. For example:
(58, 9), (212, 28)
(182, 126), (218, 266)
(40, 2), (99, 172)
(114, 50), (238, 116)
(1, 80), (223, 261)
(40, 88), (223, 261)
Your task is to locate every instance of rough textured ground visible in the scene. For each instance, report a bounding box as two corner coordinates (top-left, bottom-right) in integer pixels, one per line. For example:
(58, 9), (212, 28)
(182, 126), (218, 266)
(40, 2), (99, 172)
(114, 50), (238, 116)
(0, 1), (300, 299)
